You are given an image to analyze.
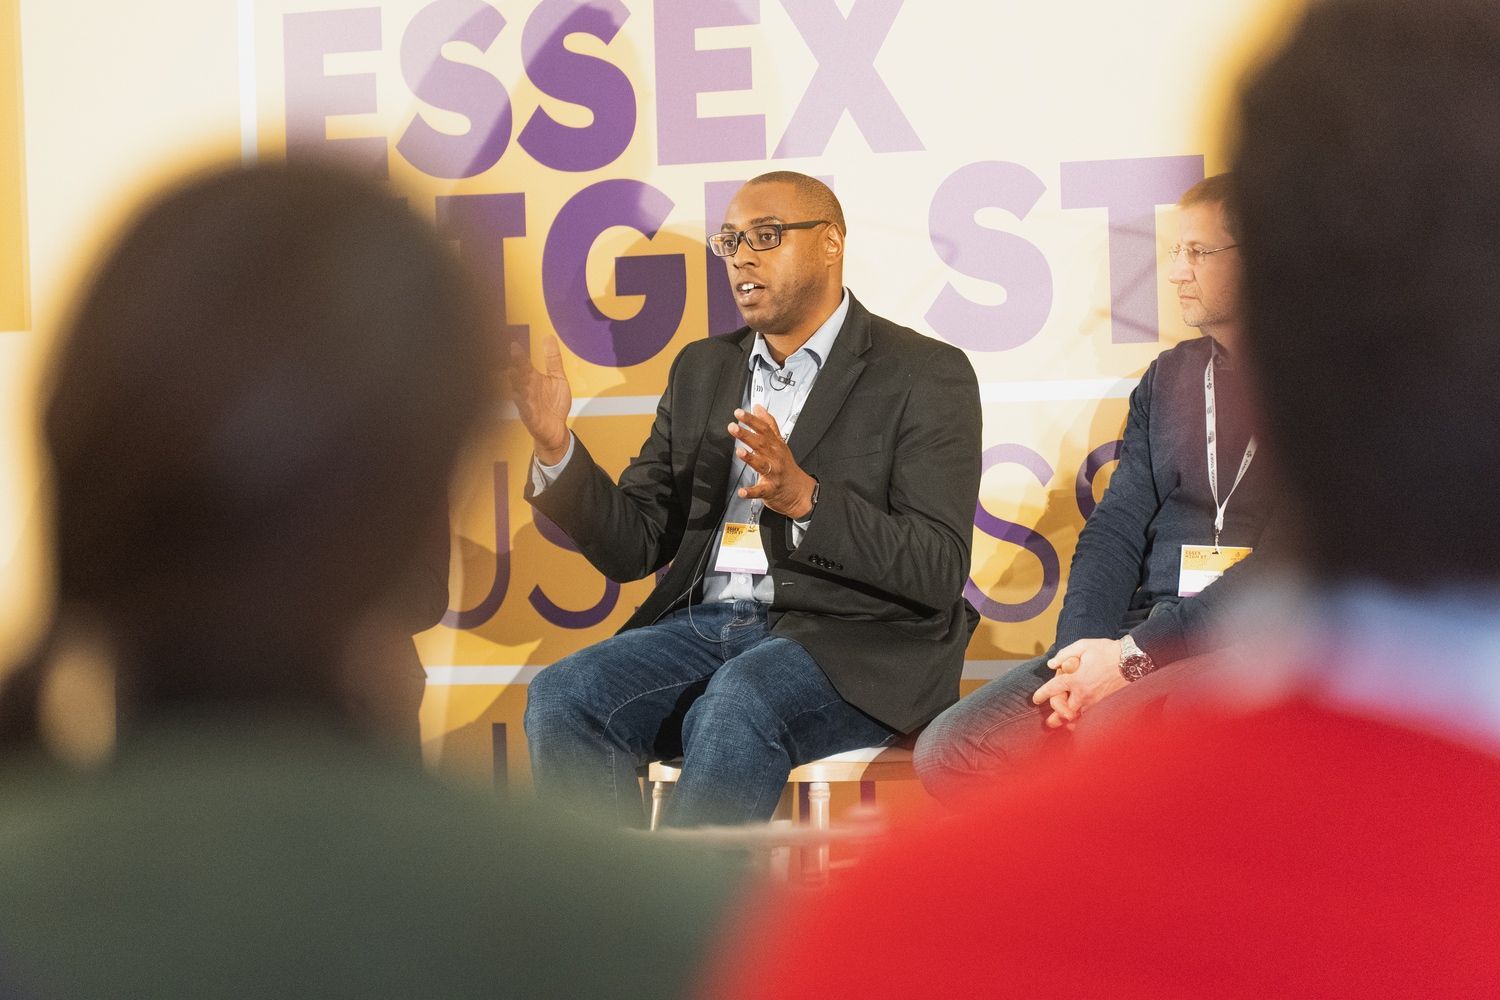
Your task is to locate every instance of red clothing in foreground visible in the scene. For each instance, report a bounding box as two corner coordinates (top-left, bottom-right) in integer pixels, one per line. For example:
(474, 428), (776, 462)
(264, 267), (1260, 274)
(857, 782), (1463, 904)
(707, 698), (1500, 999)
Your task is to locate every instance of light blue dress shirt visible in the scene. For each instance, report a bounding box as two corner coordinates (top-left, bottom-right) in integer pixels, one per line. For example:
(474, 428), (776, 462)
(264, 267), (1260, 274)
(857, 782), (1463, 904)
(532, 290), (850, 607)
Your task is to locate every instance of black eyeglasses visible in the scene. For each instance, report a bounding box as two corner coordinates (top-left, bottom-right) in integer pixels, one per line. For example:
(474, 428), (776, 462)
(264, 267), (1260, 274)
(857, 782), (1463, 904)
(708, 220), (830, 257)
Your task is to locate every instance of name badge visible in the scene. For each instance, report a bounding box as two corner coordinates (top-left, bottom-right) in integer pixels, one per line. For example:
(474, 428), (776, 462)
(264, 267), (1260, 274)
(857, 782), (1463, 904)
(714, 522), (769, 575)
(1178, 545), (1253, 597)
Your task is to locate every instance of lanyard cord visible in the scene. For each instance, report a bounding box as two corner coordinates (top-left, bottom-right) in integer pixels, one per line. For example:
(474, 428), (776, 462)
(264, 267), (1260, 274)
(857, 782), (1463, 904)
(1205, 358), (1256, 552)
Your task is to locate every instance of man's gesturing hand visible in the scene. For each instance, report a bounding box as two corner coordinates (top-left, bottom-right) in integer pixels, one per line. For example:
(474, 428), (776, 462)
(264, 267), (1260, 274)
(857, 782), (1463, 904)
(1031, 638), (1130, 729)
(728, 405), (817, 519)
(506, 336), (572, 465)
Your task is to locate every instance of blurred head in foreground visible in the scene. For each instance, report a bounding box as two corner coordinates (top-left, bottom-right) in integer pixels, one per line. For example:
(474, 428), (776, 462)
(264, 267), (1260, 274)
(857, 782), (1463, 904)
(703, 3), (1500, 998)
(1232, 0), (1500, 587)
(14, 159), (495, 739)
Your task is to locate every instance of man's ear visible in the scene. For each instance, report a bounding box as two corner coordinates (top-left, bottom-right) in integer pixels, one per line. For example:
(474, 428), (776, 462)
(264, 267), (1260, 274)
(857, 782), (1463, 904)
(824, 224), (845, 267)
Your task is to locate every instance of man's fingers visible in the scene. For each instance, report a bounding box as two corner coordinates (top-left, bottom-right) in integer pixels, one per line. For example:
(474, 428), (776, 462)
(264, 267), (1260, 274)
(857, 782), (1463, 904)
(734, 407), (783, 442)
(728, 420), (766, 449)
(505, 342), (535, 381)
(736, 448), (771, 475)
(1044, 689), (1082, 728)
(1048, 641), (1085, 669)
(1045, 710), (1070, 730)
(1032, 676), (1065, 705)
(751, 403), (781, 436)
(1053, 655), (1081, 675)
(543, 335), (566, 378)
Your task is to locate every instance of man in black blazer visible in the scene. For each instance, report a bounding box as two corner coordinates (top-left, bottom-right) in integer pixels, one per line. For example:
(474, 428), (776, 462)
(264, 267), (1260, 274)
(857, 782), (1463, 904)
(513, 171), (981, 827)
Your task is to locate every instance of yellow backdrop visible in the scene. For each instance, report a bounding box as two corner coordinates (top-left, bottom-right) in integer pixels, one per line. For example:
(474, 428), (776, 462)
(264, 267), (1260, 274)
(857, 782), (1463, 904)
(2, 0), (1301, 790)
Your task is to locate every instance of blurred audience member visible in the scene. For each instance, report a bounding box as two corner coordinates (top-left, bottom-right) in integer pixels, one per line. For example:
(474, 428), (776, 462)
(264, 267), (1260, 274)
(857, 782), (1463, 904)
(704, 1), (1500, 995)
(0, 161), (736, 999)
(337, 504), (450, 758)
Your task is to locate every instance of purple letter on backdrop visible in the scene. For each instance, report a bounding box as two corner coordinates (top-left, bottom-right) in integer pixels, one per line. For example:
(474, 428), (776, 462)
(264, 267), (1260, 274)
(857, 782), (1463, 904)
(529, 512), (620, 628)
(1059, 155), (1204, 343)
(436, 193), (529, 351)
(442, 462), (511, 630)
(965, 444), (1061, 624)
(1075, 439), (1122, 520)
(518, 0), (636, 172)
(926, 161), (1053, 351)
(283, 9), (387, 174)
(395, 0), (512, 180)
(542, 179), (686, 367)
(774, 0), (921, 158)
(653, 0), (765, 165)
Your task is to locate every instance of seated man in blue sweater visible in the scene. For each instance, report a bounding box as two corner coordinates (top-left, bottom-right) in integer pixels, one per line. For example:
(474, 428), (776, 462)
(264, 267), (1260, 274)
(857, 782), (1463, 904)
(915, 174), (1278, 805)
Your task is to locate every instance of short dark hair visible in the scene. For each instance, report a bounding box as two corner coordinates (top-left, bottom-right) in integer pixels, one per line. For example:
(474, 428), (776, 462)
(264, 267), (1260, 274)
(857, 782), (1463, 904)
(38, 160), (498, 710)
(1179, 173), (1238, 241)
(746, 171), (847, 236)
(1232, 0), (1500, 586)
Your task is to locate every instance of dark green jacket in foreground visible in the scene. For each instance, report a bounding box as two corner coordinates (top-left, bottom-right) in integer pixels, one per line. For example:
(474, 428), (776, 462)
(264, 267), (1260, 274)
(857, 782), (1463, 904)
(0, 713), (741, 999)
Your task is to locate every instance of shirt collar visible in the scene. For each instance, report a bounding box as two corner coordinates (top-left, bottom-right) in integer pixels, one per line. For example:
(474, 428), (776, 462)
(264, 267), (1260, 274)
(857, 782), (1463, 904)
(748, 289), (849, 372)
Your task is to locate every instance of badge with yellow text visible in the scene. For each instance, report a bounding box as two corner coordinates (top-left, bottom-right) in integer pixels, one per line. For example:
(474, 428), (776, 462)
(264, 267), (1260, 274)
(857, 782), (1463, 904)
(1179, 545), (1253, 597)
(714, 522), (768, 575)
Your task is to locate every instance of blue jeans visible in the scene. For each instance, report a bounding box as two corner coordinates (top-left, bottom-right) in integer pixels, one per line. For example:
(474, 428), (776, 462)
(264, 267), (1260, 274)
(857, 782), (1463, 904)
(913, 605), (1220, 806)
(912, 653), (1059, 805)
(524, 601), (897, 828)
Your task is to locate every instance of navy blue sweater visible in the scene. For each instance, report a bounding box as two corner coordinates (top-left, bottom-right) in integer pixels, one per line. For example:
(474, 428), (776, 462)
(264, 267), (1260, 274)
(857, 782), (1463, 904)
(1054, 336), (1276, 666)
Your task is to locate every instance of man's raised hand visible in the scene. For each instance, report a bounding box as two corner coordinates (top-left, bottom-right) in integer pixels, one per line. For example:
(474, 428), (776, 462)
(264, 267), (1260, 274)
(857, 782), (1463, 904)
(507, 336), (572, 465)
(728, 405), (817, 519)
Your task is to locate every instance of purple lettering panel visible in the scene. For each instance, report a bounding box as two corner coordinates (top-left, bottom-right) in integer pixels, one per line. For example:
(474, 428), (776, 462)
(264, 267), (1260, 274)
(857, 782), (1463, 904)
(774, 0), (921, 158)
(653, 0), (766, 165)
(965, 444), (1061, 623)
(1059, 155), (1204, 343)
(542, 179), (686, 367)
(926, 161), (1053, 351)
(528, 511), (621, 628)
(517, 0), (636, 172)
(436, 192), (529, 352)
(1074, 439), (1122, 520)
(394, 0), (512, 179)
(443, 462), (511, 629)
(283, 8), (387, 173)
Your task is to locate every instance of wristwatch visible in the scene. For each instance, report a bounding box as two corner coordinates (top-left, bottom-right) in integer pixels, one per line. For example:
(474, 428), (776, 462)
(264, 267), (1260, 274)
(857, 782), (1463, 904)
(1118, 634), (1156, 682)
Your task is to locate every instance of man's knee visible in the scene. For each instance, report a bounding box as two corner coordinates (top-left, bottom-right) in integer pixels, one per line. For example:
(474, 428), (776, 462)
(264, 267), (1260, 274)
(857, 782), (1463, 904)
(681, 667), (780, 750)
(912, 718), (962, 786)
(524, 654), (597, 736)
(912, 706), (1003, 795)
(913, 660), (1056, 793)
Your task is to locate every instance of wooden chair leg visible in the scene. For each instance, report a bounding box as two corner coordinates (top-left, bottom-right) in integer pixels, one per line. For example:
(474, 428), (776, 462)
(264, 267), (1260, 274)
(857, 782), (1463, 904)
(801, 780), (832, 884)
(650, 780), (670, 831)
(767, 819), (793, 880)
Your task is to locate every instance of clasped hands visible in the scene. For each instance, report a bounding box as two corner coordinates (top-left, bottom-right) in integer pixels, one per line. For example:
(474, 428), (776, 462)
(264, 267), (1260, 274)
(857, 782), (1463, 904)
(728, 405), (816, 520)
(1031, 637), (1131, 729)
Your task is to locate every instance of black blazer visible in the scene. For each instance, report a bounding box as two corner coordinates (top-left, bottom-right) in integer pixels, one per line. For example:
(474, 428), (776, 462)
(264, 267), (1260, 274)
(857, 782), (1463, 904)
(527, 294), (982, 732)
